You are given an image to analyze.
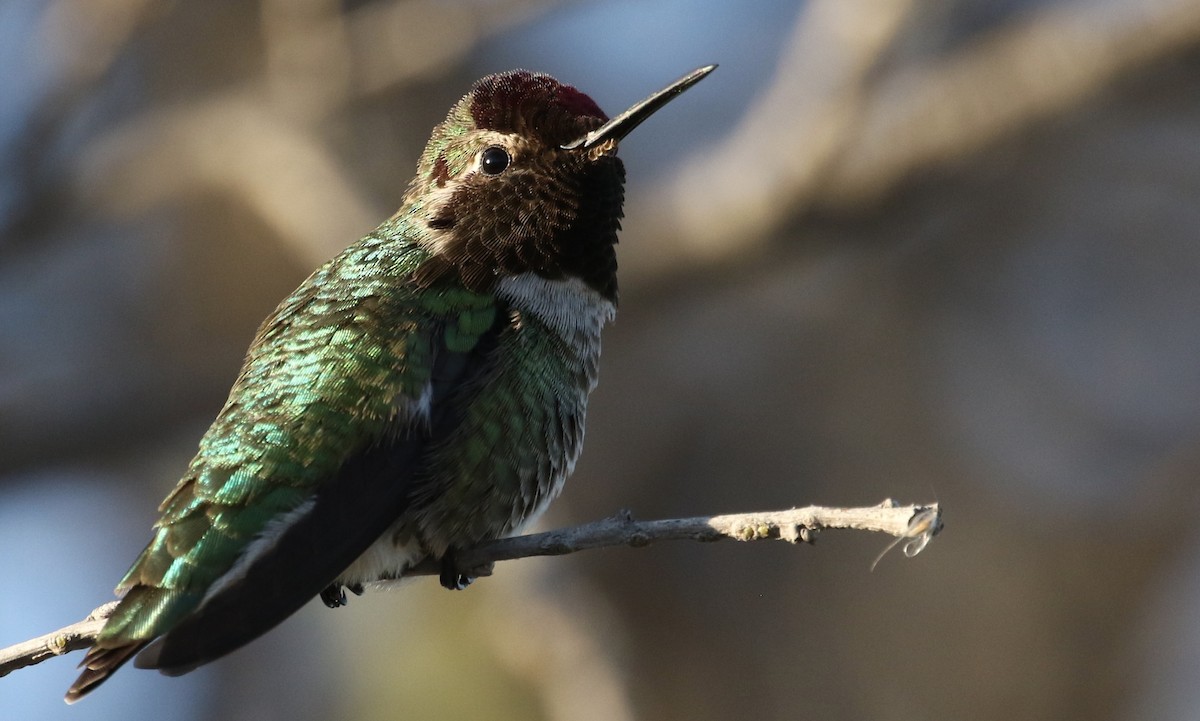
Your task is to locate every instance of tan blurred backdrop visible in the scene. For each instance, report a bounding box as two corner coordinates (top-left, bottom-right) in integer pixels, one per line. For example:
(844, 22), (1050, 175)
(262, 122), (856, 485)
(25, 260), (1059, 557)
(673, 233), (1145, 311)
(3, 1), (1200, 720)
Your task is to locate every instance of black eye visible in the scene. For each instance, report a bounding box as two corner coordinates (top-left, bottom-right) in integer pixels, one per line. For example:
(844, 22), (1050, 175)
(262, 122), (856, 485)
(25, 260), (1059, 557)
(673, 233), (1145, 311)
(480, 146), (510, 175)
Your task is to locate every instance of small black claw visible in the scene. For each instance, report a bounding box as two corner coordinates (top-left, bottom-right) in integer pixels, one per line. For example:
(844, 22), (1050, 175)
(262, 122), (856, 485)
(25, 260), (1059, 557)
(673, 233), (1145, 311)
(438, 551), (495, 591)
(439, 565), (474, 591)
(347, 583), (364, 597)
(320, 584), (348, 608)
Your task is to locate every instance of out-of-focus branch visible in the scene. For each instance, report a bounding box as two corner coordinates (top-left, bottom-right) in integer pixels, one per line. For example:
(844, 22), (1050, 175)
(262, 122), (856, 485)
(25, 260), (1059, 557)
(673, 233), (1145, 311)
(824, 0), (1200, 204)
(345, 0), (558, 94)
(629, 0), (919, 271)
(0, 501), (941, 678)
(639, 0), (1200, 271)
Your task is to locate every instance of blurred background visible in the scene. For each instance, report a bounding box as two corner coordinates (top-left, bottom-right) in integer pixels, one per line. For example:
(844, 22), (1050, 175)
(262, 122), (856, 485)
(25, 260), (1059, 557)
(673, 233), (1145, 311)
(3, 0), (1200, 719)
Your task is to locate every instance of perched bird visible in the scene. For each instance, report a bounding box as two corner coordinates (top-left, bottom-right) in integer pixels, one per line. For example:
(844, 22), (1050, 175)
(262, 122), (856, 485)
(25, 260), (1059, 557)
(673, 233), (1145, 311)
(66, 64), (716, 702)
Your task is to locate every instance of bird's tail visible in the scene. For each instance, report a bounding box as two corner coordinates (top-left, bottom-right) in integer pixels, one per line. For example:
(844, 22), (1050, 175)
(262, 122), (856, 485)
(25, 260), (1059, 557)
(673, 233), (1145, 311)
(64, 641), (147, 704)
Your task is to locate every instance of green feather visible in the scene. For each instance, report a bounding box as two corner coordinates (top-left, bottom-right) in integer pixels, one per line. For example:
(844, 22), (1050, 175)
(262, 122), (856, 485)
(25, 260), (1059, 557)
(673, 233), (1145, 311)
(101, 227), (499, 645)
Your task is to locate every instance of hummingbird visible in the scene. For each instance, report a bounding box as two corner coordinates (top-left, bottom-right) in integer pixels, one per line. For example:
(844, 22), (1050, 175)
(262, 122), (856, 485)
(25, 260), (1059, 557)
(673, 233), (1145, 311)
(65, 64), (715, 702)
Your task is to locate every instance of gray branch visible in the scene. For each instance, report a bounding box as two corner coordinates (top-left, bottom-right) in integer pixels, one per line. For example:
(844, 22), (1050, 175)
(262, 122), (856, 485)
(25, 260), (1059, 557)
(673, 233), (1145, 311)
(0, 500), (941, 678)
(0, 602), (119, 677)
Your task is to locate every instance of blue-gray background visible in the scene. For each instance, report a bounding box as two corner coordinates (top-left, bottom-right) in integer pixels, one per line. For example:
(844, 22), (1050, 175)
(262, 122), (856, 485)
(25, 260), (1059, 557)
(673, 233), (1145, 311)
(4, 1), (1200, 719)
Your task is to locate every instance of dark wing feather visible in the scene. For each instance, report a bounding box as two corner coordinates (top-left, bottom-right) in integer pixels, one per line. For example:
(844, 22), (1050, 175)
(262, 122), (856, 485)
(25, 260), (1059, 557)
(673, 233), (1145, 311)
(133, 433), (427, 674)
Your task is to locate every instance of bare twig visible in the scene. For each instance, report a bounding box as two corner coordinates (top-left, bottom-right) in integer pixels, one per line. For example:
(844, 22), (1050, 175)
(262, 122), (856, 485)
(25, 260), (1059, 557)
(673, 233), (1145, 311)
(0, 602), (119, 677)
(0, 501), (940, 678)
(404, 499), (941, 575)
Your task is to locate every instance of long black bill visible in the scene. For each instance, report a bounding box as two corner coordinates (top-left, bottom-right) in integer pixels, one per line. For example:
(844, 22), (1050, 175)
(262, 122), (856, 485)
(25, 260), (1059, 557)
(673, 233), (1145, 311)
(562, 64), (717, 150)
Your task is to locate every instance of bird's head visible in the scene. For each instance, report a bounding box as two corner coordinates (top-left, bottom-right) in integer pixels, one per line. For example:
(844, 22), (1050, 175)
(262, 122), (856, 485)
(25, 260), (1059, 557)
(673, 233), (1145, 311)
(402, 66), (716, 303)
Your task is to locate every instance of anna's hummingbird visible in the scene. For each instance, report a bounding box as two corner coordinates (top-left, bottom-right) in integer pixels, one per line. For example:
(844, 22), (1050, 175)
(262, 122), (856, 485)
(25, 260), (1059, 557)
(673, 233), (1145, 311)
(65, 64), (715, 702)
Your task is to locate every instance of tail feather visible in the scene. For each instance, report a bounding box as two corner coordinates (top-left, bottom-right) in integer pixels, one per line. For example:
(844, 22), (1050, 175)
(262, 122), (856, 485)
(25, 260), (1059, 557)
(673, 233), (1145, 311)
(64, 642), (147, 704)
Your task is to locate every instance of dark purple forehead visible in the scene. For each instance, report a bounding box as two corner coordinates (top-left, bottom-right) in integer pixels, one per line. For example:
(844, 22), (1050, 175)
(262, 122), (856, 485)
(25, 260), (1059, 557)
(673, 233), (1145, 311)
(468, 70), (608, 146)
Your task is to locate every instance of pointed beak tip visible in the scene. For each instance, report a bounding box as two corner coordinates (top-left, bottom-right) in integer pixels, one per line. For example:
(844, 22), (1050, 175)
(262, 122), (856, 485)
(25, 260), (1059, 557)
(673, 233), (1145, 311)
(564, 64), (719, 151)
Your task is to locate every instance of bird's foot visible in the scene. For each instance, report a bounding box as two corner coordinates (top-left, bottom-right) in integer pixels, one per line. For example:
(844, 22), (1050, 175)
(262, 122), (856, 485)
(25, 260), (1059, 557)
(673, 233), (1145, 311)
(319, 582), (364, 608)
(319, 584), (345, 608)
(319, 584), (346, 608)
(438, 550), (495, 591)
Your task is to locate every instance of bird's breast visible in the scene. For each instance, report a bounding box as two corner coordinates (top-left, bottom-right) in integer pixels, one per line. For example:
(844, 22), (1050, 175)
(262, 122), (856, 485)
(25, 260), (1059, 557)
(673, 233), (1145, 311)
(344, 272), (614, 585)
